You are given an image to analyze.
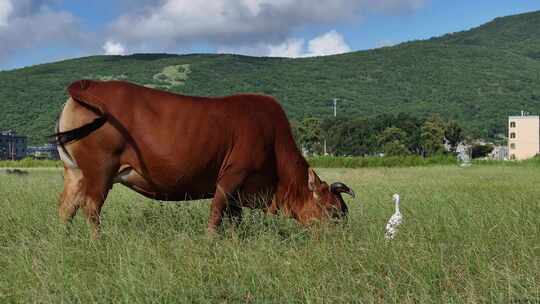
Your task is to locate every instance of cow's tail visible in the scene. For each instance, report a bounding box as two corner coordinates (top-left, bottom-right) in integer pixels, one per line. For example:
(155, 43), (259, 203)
(50, 96), (108, 167)
(51, 90), (109, 146)
(52, 115), (107, 146)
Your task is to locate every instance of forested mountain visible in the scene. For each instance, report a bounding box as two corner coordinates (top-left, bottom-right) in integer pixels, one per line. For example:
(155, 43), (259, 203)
(1, 10), (540, 144)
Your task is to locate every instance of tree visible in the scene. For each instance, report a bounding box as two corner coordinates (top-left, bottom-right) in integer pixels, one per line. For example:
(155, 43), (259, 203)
(296, 117), (324, 155)
(470, 144), (494, 159)
(445, 120), (464, 153)
(377, 127), (410, 156)
(322, 117), (376, 156)
(395, 113), (423, 154)
(420, 114), (446, 156)
(290, 119), (300, 144)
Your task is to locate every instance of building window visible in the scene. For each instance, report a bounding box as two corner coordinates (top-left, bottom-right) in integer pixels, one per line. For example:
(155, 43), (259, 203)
(510, 132), (516, 139)
(510, 143), (516, 149)
(510, 122), (516, 128)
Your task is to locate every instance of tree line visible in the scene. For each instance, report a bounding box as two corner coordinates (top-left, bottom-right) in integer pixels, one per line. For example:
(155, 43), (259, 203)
(291, 113), (493, 157)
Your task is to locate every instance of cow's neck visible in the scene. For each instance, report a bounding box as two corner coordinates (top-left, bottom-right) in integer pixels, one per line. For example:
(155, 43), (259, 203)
(275, 157), (311, 218)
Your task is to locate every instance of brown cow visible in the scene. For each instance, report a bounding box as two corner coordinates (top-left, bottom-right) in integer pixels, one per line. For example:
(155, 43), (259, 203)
(55, 80), (355, 238)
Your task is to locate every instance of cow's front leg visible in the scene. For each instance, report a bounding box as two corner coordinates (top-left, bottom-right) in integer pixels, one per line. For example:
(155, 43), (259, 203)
(208, 171), (247, 233)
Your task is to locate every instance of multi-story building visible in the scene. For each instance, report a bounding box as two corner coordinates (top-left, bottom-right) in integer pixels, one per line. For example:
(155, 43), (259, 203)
(508, 114), (540, 160)
(0, 130), (27, 160)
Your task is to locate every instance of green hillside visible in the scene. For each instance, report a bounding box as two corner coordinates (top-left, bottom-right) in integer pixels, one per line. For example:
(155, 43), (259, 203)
(2, 10), (540, 144)
(433, 10), (540, 58)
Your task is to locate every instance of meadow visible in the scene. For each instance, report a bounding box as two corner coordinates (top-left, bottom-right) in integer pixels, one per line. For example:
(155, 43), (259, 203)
(0, 165), (539, 303)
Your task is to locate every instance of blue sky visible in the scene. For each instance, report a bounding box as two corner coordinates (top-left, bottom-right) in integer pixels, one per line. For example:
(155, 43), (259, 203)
(1, 0), (539, 71)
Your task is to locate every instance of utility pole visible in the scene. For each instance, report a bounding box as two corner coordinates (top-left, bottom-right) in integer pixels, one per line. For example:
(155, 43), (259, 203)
(11, 133), (15, 161)
(333, 98), (338, 117)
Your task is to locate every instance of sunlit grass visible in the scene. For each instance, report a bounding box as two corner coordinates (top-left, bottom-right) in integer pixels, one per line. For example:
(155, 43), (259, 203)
(0, 166), (538, 303)
(151, 64), (191, 88)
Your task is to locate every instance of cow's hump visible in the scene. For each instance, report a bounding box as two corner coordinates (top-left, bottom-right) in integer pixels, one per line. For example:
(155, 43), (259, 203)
(67, 80), (108, 113)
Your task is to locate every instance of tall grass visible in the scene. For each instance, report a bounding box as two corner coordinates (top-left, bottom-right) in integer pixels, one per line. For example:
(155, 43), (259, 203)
(0, 158), (61, 168)
(0, 155), (460, 169)
(472, 155), (540, 167)
(3, 155), (540, 170)
(308, 155), (458, 168)
(0, 166), (538, 303)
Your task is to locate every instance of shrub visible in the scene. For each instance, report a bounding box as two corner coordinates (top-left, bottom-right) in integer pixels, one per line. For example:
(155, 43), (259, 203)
(470, 144), (494, 159)
(0, 158), (62, 168)
(308, 155), (457, 168)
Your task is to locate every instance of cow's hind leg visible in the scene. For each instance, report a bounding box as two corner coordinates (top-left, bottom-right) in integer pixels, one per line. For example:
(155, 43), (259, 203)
(80, 169), (115, 240)
(60, 166), (112, 239)
(81, 192), (106, 240)
(59, 167), (84, 223)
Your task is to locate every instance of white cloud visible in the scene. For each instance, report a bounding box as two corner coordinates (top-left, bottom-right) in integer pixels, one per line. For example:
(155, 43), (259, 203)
(0, 0), (428, 65)
(0, 0), (13, 27)
(264, 30), (351, 58)
(219, 30), (351, 58)
(106, 0), (427, 52)
(306, 30), (351, 56)
(376, 39), (395, 48)
(103, 40), (127, 55)
(0, 0), (82, 62)
(268, 38), (304, 57)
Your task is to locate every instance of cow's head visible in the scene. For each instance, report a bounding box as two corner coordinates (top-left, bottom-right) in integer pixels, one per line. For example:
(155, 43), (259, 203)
(299, 168), (355, 223)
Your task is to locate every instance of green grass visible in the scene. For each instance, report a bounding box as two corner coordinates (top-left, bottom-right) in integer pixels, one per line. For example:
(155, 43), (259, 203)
(0, 165), (538, 303)
(1, 156), (457, 169)
(308, 155), (458, 168)
(0, 158), (61, 168)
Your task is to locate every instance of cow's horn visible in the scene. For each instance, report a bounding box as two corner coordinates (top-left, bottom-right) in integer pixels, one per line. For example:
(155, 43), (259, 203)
(330, 182), (355, 198)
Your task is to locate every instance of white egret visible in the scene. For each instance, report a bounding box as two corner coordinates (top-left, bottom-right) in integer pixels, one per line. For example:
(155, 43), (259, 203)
(385, 193), (402, 240)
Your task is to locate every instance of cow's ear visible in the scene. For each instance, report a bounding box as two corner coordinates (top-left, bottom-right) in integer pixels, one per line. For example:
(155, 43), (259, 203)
(307, 168), (321, 191)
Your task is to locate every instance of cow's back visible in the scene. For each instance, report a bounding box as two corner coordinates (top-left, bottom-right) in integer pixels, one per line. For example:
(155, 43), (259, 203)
(66, 80), (290, 199)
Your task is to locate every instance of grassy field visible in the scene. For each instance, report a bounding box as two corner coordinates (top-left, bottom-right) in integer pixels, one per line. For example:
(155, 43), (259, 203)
(0, 155), (458, 169)
(0, 165), (538, 303)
